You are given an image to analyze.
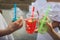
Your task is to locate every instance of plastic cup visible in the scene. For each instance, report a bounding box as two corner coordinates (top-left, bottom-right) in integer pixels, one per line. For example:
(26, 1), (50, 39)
(25, 18), (37, 34)
(38, 18), (48, 34)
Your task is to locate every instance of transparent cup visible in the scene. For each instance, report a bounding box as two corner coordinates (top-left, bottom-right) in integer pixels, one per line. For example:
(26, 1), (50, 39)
(38, 17), (51, 34)
(25, 17), (37, 34)
(25, 12), (38, 34)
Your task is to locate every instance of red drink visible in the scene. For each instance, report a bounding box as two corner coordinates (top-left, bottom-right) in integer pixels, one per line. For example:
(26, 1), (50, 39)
(25, 18), (37, 34)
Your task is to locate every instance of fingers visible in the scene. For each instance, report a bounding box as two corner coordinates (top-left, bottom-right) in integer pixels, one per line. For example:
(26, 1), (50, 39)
(46, 21), (53, 31)
(18, 20), (23, 28)
(46, 22), (52, 27)
(46, 16), (49, 20)
(16, 16), (23, 23)
(34, 28), (38, 33)
(14, 16), (23, 24)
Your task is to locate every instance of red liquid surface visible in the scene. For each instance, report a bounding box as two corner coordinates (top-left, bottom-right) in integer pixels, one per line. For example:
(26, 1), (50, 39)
(25, 18), (37, 34)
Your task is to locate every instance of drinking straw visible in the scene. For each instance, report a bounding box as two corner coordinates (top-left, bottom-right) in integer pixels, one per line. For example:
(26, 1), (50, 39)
(37, 11), (39, 19)
(32, 7), (35, 17)
(38, 6), (51, 33)
(13, 3), (17, 22)
(14, 3), (16, 20)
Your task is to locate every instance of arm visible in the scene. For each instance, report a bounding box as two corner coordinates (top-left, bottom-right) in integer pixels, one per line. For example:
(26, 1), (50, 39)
(47, 22), (60, 40)
(0, 17), (23, 37)
(48, 29), (60, 40)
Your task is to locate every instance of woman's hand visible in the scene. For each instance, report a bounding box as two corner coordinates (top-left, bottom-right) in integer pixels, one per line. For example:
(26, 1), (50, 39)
(46, 22), (60, 40)
(8, 16), (23, 31)
(0, 17), (23, 37)
(46, 22), (53, 33)
(46, 17), (60, 40)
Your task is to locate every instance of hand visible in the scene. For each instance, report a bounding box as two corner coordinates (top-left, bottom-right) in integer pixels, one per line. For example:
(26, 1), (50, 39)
(46, 22), (54, 33)
(13, 16), (23, 29)
(0, 17), (23, 37)
(34, 27), (38, 33)
(46, 20), (60, 40)
(45, 17), (54, 33)
(8, 16), (23, 31)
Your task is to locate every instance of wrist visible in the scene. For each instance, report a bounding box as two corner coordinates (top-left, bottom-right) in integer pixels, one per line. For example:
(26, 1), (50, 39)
(7, 23), (19, 32)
